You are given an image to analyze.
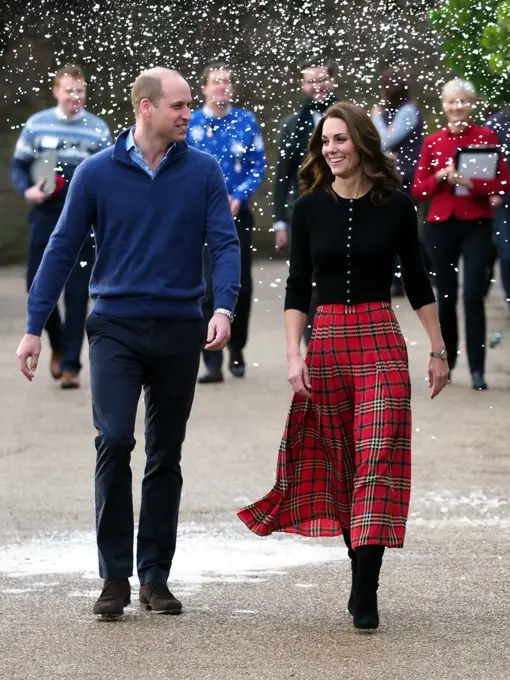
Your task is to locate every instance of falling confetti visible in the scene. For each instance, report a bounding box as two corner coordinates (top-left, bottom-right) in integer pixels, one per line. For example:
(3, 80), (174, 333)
(1, 0), (455, 234)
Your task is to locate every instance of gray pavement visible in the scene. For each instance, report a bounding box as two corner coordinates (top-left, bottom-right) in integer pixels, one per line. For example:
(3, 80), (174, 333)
(0, 260), (510, 680)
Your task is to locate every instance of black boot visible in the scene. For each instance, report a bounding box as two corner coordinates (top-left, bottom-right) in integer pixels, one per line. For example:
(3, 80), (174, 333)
(342, 528), (356, 615)
(352, 545), (385, 631)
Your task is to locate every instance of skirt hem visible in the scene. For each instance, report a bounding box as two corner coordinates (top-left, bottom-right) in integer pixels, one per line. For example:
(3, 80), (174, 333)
(237, 509), (405, 548)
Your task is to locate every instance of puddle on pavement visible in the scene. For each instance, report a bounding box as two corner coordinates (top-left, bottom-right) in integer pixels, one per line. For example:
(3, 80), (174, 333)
(1, 490), (509, 596)
(0, 522), (345, 593)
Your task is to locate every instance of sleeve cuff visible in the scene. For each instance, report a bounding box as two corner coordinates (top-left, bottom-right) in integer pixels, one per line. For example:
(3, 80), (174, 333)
(232, 187), (249, 201)
(26, 318), (44, 336)
(408, 288), (436, 311)
(213, 296), (237, 315)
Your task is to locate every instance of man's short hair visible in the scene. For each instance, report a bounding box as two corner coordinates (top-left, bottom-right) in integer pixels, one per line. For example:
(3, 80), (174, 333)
(298, 58), (336, 79)
(200, 61), (233, 87)
(131, 73), (165, 112)
(53, 64), (85, 87)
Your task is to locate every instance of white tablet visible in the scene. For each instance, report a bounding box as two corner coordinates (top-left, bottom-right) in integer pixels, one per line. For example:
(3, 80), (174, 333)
(31, 150), (58, 194)
(454, 146), (501, 196)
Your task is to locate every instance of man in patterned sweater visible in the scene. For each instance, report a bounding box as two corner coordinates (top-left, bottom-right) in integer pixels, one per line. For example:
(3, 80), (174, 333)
(187, 62), (266, 383)
(10, 64), (112, 388)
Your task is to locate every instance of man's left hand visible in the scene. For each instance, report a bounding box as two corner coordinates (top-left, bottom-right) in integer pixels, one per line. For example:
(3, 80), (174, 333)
(205, 313), (231, 351)
(229, 197), (241, 218)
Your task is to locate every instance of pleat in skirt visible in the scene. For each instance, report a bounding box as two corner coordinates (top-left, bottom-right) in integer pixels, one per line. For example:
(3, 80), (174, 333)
(238, 302), (412, 549)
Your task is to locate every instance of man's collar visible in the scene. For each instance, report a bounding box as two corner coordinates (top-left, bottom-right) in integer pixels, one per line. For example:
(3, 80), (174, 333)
(203, 104), (232, 119)
(126, 126), (136, 151)
(126, 126), (175, 156)
(54, 106), (86, 121)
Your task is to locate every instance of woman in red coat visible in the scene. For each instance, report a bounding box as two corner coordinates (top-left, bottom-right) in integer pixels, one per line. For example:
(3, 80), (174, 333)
(412, 78), (510, 390)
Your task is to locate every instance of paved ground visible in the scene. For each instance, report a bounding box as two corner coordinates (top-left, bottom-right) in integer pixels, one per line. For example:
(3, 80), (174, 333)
(0, 260), (510, 680)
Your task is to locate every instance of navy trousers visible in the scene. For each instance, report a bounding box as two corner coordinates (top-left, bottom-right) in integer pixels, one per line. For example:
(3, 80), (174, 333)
(86, 313), (204, 583)
(202, 208), (252, 369)
(27, 210), (93, 373)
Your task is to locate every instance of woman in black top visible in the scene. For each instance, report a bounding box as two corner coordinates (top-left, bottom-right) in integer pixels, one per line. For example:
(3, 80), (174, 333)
(239, 102), (448, 631)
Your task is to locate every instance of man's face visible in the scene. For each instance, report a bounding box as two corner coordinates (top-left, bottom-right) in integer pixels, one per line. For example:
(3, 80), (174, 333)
(202, 69), (234, 107)
(53, 76), (87, 116)
(301, 66), (334, 103)
(148, 76), (192, 143)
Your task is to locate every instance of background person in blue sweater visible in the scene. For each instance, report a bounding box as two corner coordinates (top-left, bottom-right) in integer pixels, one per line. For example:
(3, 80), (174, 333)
(15, 67), (241, 621)
(187, 61), (266, 383)
(10, 64), (112, 389)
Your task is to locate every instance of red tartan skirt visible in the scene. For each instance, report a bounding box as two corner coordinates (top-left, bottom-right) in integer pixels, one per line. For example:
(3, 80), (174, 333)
(238, 302), (412, 549)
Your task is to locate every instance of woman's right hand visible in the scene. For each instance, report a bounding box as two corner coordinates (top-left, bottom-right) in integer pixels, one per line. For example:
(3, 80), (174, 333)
(287, 353), (311, 398)
(435, 166), (451, 184)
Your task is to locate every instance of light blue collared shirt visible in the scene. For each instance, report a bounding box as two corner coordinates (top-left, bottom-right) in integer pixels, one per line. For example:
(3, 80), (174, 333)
(126, 127), (174, 178)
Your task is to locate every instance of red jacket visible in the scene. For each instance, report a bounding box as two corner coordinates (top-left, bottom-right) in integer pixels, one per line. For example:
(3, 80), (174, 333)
(411, 122), (510, 222)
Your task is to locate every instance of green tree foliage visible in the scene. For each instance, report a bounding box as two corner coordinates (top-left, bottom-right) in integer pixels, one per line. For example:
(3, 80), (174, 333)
(429, 0), (510, 107)
(481, 1), (510, 75)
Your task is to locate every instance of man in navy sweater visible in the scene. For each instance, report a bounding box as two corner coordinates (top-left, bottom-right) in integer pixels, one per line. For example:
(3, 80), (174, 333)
(16, 68), (241, 620)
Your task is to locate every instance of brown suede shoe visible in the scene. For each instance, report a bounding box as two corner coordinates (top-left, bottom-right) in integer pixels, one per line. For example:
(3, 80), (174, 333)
(93, 579), (131, 620)
(61, 371), (80, 389)
(50, 351), (63, 380)
(139, 583), (182, 615)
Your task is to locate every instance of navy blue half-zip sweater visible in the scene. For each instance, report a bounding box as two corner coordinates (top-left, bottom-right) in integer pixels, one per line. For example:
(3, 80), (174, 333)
(26, 129), (241, 336)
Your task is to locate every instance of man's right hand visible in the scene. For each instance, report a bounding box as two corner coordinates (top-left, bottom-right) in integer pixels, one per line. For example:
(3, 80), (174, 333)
(16, 334), (42, 382)
(275, 229), (288, 252)
(24, 179), (50, 205)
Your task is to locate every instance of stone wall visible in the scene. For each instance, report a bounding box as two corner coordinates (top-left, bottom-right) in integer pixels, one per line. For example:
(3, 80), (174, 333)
(0, 0), (447, 264)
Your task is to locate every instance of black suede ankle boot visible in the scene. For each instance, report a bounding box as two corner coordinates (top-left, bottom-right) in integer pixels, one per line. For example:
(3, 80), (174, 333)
(352, 545), (385, 630)
(342, 528), (357, 615)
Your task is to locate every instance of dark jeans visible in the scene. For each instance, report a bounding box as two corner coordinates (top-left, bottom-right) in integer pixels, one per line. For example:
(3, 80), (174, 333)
(494, 204), (510, 305)
(501, 260), (510, 305)
(427, 218), (493, 375)
(86, 313), (204, 583)
(27, 212), (93, 373)
(202, 208), (253, 369)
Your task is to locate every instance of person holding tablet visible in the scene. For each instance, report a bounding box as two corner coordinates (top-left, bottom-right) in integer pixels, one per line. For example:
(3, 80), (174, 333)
(412, 78), (510, 390)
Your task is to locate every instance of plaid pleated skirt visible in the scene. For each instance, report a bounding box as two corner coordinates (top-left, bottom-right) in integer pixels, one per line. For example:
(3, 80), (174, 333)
(238, 302), (412, 549)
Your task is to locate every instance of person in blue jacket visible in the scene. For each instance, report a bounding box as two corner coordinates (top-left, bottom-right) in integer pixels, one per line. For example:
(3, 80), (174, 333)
(187, 61), (266, 383)
(10, 64), (112, 388)
(485, 106), (510, 312)
(16, 68), (241, 621)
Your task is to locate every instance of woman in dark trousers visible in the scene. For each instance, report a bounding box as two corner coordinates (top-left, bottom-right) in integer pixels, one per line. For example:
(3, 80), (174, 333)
(412, 78), (510, 390)
(239, 103), (448, 631)
(372, 68), (429, 295)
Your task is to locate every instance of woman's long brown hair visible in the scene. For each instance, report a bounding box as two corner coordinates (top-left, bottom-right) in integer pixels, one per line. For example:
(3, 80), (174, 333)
(298, 101), (401, 204)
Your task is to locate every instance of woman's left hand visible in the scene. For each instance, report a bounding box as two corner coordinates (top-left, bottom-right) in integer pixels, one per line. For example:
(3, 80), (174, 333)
(428, 356), (450, 399)
(444, 165), (473, 189)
